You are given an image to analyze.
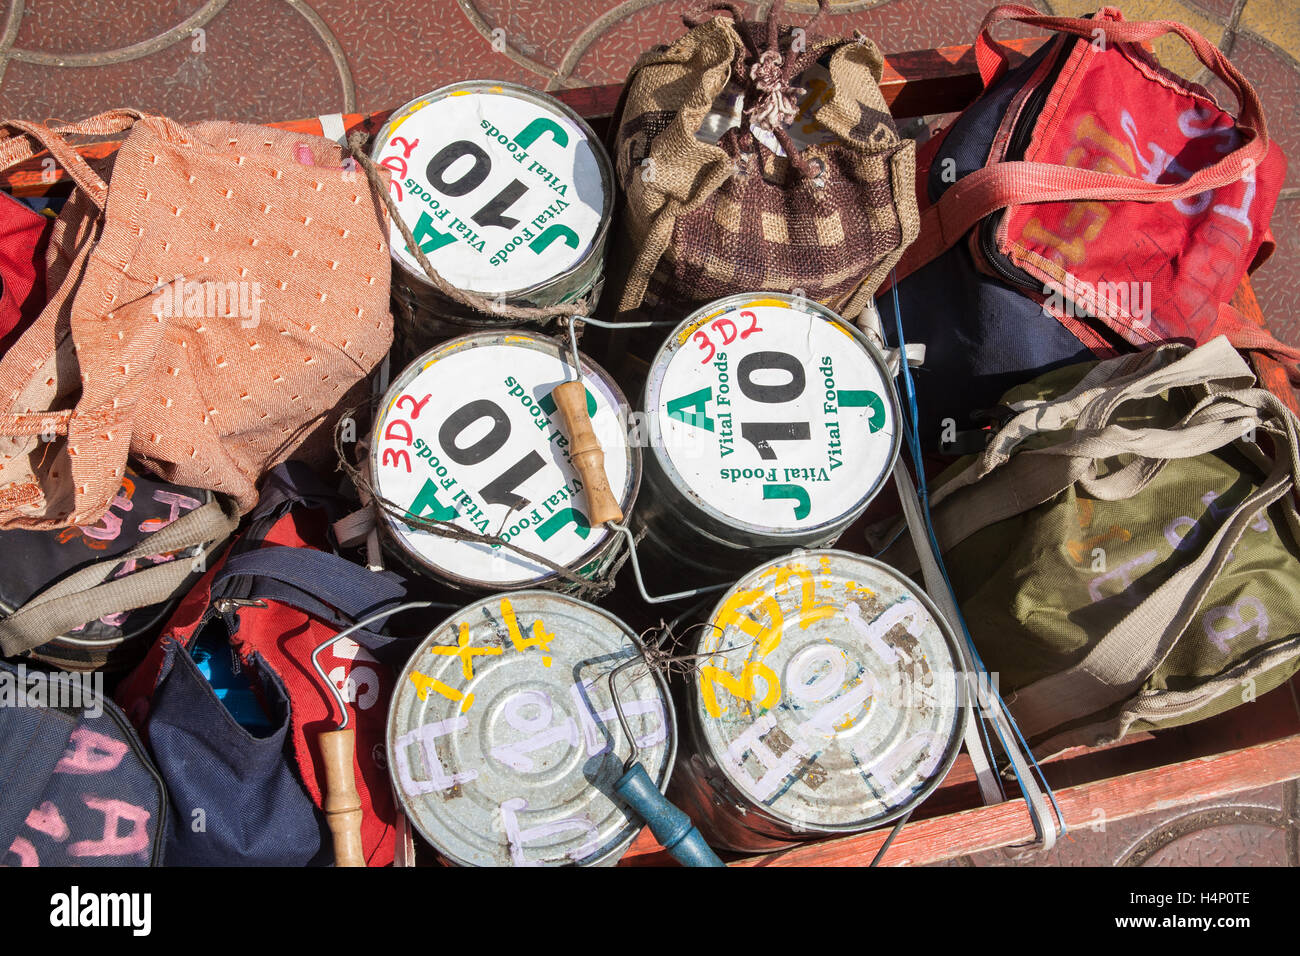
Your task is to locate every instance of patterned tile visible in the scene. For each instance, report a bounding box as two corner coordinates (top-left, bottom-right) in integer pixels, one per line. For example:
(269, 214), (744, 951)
(1240, 0), (1300, 67)
(1138, 822), (1288, 866)
(2, 0), (1283, 128)
(1229, 31), (1300, 191)
(1252, 198), (1300, 345)
(562, 0), (715, 88)
(472, 0), (622, 87)
(9, 0), (210, 56)
(0, 0), (345, 123)
(556, 0), (1176, 93)
(1186, 0), (1238, 17)
(304, 0), (534, 114)
(1102, 0), (1226, 80)
(801, 0), (1055, 52)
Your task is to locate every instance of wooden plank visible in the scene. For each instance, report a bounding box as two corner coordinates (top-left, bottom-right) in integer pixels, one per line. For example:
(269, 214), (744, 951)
(620, 733), (1300, 866)
(0, 37), (1044, 197)
(880, 36), (1041, 117)
(619, 660), (1300, 865)
(548, 36), (1047, 120)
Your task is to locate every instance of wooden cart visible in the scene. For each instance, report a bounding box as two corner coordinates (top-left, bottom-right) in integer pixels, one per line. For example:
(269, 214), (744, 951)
(6, 35), (1297, 867)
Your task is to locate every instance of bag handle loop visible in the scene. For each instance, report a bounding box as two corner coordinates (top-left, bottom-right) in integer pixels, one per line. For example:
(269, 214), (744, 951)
(0, 493), (240, 658)
(976, 4), (1265, 142)
(0, 110), (146, 210)
(897, 6), (1271, 285)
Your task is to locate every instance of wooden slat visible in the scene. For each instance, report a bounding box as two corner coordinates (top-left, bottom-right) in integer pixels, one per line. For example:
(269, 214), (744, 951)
(0, 37), (1044, 197)
(619, 675), (1300, 864)
(620, 733), (1300, 867)
(878, 36), (1042, 117)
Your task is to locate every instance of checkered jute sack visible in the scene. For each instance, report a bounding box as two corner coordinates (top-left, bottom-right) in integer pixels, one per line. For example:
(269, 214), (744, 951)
(610, 0), (919, 322)
(0, 111), (393, 530)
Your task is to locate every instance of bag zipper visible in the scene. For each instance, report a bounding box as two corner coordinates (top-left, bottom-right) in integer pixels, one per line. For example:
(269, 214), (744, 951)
(977, 34), (1079, 293)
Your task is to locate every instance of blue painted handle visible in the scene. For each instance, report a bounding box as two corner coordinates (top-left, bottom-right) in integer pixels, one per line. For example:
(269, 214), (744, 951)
(615, 763), (724, 868)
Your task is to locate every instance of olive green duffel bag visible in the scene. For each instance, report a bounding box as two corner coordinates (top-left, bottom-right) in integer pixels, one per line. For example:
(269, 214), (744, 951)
(880, 336), (1300, 757)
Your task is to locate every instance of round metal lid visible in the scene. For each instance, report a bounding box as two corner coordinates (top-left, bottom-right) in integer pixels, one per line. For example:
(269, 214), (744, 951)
(644, 294), (900, 539)
(388, 592), (676, 866)
(371, 80), (612, 297)
(690, 549), (966, 833)
(371, 331), (639, 589)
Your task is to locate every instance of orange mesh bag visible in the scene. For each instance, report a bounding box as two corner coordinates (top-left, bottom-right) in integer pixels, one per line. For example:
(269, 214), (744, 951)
(0, 112), (393, 529)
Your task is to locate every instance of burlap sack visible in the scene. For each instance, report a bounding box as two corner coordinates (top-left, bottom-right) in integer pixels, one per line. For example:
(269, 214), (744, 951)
(0, 112), (393, 529)
(611, 0), (919, 322)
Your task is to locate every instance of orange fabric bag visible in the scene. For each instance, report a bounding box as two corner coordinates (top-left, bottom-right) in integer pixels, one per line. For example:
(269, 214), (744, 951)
(0, 111), (392, 529)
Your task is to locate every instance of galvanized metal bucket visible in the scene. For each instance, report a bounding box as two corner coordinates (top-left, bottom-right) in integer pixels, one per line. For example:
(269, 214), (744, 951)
(387, 591), (676, 866)
(669, 549), (967, 853)
(636, 293), (901, 581)
(369, 330), (640, 593)
(370, 80), (614, 351)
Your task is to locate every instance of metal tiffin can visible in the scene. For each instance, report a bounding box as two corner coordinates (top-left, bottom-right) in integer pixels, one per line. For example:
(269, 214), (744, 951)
(370, 81), (613, 352)
(637, 293), (901, 583)
(369, 330), (639, 593)
(386, 591), (676, 866)
(668, 549), (968, 854)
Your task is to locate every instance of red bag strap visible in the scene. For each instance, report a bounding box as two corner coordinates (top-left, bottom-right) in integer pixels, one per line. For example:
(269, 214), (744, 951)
(0, 110), (145, 210)
(897, 5), (1270, 278)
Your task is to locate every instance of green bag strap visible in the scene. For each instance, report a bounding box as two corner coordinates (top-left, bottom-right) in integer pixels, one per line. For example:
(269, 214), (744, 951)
(1032, 633), (1300, 757)
(891, 458), (1062, 850)
(882, 338), (1266, 568)
(932, 344), (1224, 500)
(1007, 394), (1300, 740)
(964, 341), (1300, 742)
(878, 336), (1300, 749)
(1009, 452), (1295, 740)
(0, 493), (240, 657)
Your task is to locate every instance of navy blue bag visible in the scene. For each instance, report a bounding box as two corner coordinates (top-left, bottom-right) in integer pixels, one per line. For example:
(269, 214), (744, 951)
(116, 463), (413, 866)
(0, 660), (167, 866)
(137, 632), (328, 866)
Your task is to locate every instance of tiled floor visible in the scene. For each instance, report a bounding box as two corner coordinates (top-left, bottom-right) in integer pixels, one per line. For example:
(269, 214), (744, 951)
(1, 0), (1296, 867)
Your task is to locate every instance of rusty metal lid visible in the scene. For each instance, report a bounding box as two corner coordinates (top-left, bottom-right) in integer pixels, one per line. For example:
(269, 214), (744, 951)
(689, 549), (966, 834)
(387, 592), (676, 866)
(371, 331), (639, 589)
(371, 80), (613, 298)
(644, 293), (900, 540)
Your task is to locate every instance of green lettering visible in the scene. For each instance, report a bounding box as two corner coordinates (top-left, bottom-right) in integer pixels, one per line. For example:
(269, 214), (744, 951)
(405, 477), (458, 523)
(515, 117), (569, 150)
(763, 484), (811, 520)
(666, 387), (715, 432)
(837, 390), (887, 433)
(537, 507), (591, 541)
(409, 210), (456, 256)
(530, 224), (580, 254)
